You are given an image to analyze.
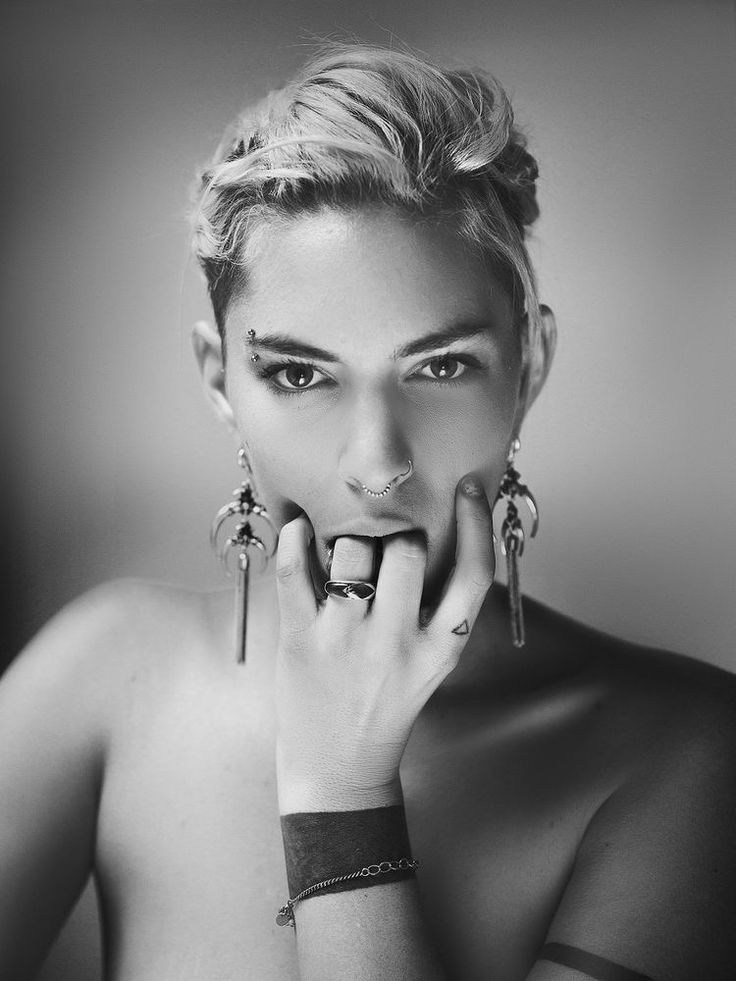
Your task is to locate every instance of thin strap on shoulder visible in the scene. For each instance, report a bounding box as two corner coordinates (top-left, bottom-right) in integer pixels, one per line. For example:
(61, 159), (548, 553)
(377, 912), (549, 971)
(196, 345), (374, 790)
(539, 942), (655, 981)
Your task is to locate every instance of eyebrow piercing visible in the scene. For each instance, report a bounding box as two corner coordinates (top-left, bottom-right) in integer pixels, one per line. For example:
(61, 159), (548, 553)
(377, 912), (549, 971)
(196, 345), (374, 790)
(246, 329), (259, 361)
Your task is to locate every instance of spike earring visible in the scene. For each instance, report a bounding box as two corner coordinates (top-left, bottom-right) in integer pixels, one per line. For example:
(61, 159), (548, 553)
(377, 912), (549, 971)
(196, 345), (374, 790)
(493, 437), (539, 647)
(210, 447), (278, 664)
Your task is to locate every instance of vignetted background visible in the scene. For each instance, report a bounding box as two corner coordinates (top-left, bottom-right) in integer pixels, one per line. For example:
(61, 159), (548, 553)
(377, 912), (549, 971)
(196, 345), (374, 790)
(1, 1), (735, 977)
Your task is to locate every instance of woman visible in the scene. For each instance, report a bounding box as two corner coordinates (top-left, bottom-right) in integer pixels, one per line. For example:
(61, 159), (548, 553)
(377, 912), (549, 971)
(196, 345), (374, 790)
(1, 41), (734, 981)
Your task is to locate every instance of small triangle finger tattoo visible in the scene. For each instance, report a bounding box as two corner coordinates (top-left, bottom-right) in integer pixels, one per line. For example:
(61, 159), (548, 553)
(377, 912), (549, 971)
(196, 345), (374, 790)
(451, 619), (469, 635)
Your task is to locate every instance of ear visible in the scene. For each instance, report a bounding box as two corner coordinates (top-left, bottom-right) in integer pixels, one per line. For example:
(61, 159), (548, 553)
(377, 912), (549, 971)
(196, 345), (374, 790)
(191, 320), (238, 433)
(512, 304), (557, 431)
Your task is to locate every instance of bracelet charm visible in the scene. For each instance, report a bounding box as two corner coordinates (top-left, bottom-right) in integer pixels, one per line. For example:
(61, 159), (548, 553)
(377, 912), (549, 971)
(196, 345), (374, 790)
(276, 857), (419, 926)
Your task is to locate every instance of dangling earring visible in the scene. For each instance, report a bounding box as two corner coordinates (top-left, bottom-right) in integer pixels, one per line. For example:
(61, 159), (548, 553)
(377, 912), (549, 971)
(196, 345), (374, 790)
(210, 447), (278, 664)
(493, 437), (539, 648)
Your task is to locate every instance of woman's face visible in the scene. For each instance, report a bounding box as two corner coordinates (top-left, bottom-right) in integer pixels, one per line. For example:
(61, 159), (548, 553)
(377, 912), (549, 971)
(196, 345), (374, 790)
(222, 206), (524, 605)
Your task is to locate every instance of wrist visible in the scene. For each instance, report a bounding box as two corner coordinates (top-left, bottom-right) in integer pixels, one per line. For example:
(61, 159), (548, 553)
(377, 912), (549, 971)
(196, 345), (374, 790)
(278, 803), (417, 925)
(275, 742), (403, 812)
(277, 771), (403, 814)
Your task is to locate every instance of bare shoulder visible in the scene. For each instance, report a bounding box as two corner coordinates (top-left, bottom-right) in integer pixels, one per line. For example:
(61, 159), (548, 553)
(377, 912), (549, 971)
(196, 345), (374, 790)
(3, 578), (225, 709)
(526, 594), (736, 757)
(524, 595), (736, 837)
(524, 600), (736, 978)
(0, 580), (228, 977)
(577, 615), (736, 823)
(11, 577), (210, 657)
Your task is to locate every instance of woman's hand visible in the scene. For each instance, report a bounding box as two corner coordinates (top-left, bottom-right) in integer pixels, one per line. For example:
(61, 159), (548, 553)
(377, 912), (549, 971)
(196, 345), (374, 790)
(274, 473), (495, 814)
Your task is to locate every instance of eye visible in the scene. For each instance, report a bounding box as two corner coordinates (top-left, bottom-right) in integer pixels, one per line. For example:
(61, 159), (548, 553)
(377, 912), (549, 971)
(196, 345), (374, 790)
(256, 359), (331, 394)
(257, 352), (482, 396)
(414, 354), (470, 382)
(278, 363), (318, 389)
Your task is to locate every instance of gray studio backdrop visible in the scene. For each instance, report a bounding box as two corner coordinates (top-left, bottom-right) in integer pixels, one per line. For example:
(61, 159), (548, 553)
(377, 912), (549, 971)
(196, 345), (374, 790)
(2, 1), (735, 978)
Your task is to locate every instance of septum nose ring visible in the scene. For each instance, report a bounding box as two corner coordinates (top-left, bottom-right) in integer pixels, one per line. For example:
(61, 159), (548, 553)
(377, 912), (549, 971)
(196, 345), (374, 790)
(360, 460), (413, 498)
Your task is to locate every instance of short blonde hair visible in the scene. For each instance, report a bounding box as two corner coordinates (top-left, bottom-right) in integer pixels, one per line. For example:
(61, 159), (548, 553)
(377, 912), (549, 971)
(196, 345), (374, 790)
(191, 42), (541, 351)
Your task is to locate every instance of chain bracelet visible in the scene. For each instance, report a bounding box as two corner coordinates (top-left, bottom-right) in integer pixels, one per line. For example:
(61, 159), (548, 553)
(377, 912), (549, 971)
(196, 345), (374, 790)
(276, 857), (419, 926)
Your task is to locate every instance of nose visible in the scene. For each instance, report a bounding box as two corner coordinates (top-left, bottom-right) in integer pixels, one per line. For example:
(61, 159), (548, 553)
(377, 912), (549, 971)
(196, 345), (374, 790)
(337, 387), (413, 496)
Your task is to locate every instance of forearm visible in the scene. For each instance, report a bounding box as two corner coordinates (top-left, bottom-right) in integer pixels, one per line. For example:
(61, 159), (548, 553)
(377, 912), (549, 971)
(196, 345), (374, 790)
(291, 876), (447, 981)
(273, 482), (493, 979)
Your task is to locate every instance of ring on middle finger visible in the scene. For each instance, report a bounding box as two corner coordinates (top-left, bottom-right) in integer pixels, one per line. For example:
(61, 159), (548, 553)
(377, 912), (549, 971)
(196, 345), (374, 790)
(324, 579), (376, 601)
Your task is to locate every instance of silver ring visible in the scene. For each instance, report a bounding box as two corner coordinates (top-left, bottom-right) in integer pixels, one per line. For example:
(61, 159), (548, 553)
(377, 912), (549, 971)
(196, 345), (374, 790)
(324, 579), (376, 601)
(361, 459), (413, 498)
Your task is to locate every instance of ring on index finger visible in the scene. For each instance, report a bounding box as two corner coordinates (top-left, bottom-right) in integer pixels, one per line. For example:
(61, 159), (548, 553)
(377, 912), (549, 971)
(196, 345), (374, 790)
(324, 579), (377, 602)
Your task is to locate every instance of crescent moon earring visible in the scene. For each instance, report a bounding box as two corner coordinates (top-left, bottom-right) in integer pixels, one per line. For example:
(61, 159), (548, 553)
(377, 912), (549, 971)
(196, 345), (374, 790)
(210, 447), (278, 664)
(493, 437), (539, 647)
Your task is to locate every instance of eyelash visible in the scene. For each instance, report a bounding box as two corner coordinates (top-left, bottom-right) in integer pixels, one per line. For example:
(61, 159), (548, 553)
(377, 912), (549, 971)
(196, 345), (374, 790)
(254, 353), (484, 397)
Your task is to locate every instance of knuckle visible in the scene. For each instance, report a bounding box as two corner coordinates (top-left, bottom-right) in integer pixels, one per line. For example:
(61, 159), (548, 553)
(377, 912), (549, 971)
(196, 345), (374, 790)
(281, 616), (312, 643)
(427, 639), (462, 677)
(276, 557), (302, 584)
(276, 530), (305, 581)
(385, 531), (427, 562)
(396, 541), (426, 562)
(467, 560), (495, 592)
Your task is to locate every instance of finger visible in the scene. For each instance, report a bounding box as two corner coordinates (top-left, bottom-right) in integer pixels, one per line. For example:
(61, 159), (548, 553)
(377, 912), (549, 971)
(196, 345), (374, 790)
(424, 474), (495, 661)
(323, 535), (377, 623)
(372, 530), (428, 627)
(276, 514), (319, 634)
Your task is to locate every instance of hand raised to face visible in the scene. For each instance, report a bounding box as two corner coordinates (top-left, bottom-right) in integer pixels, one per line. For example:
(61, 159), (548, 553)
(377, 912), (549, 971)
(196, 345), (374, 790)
(273, 473), (495, 814)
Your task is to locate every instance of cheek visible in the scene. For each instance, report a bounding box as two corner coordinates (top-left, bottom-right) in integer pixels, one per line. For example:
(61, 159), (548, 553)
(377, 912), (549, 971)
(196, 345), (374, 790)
(236, 399), (350, 538)
(416, 375), (519, 465)
(243, 435), (321, 530)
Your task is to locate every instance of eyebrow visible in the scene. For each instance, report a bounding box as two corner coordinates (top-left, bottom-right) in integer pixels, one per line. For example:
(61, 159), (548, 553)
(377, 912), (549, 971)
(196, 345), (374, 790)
(244, 321), (493, 363)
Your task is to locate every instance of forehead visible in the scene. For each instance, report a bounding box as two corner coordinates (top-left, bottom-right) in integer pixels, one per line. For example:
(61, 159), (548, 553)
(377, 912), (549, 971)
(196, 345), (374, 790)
(226, 207), (514, 350)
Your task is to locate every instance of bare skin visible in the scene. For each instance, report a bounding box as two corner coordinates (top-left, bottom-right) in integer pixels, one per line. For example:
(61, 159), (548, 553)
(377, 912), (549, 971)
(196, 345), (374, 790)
(2, 575), (735, 980)
(3, 207), (735, 978)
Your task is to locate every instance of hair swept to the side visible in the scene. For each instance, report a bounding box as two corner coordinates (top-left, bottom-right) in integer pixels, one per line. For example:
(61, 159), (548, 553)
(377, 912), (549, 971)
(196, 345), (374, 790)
(190, 40), (542, 351)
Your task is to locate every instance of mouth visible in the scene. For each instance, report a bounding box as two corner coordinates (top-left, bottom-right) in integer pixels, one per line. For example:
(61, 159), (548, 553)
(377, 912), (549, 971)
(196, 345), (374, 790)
(322, 526), (433, 579)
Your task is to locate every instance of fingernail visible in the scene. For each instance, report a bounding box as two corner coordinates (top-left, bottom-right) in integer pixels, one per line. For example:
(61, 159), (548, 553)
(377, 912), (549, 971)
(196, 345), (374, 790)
(461, 474), (484, 498)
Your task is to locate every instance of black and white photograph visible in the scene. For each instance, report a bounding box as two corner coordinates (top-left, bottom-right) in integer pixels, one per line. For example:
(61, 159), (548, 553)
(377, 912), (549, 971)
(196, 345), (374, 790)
(2, 2), (735, 979)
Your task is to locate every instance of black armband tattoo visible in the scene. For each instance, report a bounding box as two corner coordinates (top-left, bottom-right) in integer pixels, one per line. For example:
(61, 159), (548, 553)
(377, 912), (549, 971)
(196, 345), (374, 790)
(540, 942), (655, 981)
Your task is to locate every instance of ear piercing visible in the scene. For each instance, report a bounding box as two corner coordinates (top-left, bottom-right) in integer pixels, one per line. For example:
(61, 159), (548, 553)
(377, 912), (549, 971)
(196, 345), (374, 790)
(492, 437), (539, 647)
(210, 446), (278, 663)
